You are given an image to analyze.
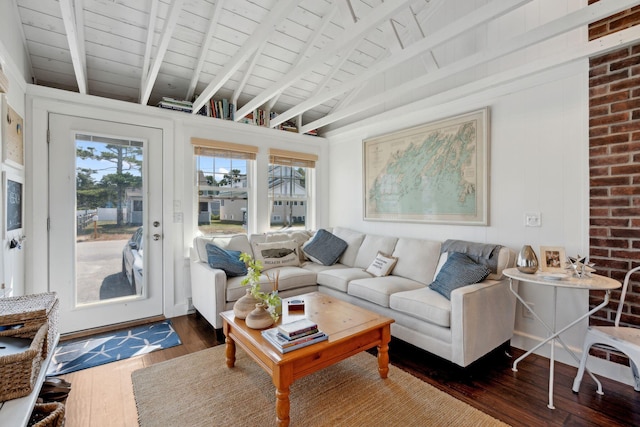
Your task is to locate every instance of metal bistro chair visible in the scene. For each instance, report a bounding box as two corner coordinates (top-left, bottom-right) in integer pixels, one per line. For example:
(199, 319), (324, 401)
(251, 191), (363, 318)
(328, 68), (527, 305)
(572, 265), (640, 395)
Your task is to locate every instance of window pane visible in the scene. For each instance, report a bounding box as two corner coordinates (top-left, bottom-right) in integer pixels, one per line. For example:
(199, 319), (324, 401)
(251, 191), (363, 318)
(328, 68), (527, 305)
(196, 153), (249, 235)
(269, 164), (307, 230)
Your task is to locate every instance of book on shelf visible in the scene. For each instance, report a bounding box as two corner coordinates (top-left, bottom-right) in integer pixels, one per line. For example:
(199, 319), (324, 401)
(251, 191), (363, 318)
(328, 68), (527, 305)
(277, 318), (318, 339)
(261, 328), (328, 353)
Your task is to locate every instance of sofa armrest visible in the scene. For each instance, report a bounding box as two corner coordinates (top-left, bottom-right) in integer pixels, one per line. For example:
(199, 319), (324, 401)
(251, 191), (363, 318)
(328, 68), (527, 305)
(449, 279), (517, 367)
(190, 248), (228, 329)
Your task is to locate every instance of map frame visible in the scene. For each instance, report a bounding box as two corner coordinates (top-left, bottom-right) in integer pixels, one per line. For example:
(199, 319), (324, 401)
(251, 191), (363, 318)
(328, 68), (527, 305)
(363, 108), (489, 225)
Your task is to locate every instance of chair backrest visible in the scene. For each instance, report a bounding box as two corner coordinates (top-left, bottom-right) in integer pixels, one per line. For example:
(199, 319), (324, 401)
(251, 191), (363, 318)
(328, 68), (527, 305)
(615, 265), (640, 327)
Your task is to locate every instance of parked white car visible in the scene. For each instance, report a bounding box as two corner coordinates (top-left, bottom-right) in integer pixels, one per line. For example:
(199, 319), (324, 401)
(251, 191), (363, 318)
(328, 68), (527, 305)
(122, 227), (143, 294)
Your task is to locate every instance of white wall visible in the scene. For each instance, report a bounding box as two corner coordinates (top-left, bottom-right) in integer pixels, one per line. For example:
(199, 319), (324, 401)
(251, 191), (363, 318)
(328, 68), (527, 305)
(0, 1), (28, 298)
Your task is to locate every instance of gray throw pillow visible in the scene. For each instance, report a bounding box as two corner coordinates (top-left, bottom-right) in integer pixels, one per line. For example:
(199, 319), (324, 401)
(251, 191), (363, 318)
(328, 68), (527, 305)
(429, 252), (491, 299)
(205, 243), (248, 277)
(302, 229), (348, 266)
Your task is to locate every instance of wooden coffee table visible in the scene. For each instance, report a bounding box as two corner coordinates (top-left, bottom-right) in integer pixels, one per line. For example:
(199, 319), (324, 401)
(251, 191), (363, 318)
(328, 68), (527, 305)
(220, 291), (394, 427)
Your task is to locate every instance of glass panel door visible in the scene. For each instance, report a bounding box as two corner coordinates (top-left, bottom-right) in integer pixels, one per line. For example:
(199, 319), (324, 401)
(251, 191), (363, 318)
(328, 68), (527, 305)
(49, 114), (163, 334)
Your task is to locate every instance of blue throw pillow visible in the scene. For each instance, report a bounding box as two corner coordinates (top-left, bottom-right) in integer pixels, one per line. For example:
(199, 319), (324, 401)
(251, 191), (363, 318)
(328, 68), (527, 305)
(205, 243), (248, 277)
(429, 252), (491, 300)
(303, 229), (348, 266)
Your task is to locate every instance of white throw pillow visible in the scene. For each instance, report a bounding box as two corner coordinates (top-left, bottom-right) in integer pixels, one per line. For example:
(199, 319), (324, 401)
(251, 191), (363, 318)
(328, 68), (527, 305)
(365, 251), (398, 277)
(252, 240), (300, 270)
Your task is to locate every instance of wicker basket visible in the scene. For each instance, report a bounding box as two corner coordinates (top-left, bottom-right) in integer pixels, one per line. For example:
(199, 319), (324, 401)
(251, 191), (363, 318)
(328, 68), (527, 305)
(0, 322), (48, 401)
(28, 401), (65, 427)
(0, 292), (58, 357)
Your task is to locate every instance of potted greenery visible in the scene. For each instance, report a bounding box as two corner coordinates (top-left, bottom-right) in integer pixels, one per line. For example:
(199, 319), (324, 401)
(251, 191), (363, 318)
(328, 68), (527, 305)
(237, 252), (282, 323)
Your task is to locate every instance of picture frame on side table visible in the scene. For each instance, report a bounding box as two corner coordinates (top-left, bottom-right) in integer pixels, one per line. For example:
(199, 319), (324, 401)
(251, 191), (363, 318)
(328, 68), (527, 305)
(363, 108), (489, 225)
(3, 170), (23, 238)
(540, 246), (566, 272)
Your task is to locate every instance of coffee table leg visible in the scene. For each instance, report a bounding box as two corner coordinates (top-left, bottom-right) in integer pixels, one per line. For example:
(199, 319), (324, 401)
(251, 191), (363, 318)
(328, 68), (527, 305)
(377, 325), (391, 379)
(223, 323), (236, 368)
(274, 366), (293, 427)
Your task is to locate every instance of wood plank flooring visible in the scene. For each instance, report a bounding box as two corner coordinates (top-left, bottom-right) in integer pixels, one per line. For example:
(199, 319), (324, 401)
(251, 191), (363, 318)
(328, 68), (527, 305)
(56, 313), (640, 427)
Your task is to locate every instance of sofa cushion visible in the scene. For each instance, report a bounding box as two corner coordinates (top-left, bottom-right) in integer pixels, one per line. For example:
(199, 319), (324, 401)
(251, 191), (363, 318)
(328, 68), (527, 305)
(391, 238), (441, 285)
(205, 244), (248, 277)
(302, 229), (348, 266)
(353, 235), (398, 269)
(332, 227), (366, 267)
(390, 287), (452, 328)
(429, 252), (491, 299)
(252, 240), (300, 271)
(365, 251), (398, 277)
(194, 234), (253, 263)
(263, 230), (312, 262)
(347, 276), (424, 308)
(317, 268), (372, 293)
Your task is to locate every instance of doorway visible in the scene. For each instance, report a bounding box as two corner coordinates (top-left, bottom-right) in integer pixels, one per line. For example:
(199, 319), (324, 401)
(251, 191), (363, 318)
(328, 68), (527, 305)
(48, 114), (164, 334)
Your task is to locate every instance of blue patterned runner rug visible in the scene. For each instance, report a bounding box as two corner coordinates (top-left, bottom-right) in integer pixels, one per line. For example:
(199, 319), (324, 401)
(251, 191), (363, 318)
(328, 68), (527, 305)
(47, 320), (181, 376)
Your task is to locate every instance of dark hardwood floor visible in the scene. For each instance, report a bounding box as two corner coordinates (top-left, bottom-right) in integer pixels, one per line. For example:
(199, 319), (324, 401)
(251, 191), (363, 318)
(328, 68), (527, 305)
(58, 313), (640, 427)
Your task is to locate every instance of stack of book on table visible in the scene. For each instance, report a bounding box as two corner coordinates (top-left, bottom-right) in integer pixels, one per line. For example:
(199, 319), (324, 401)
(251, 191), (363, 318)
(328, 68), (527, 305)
(262, 318), (327, 353)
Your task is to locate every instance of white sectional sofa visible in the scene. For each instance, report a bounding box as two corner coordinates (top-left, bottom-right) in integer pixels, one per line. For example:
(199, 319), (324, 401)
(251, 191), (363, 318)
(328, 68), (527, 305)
(189, 227), (517, 367)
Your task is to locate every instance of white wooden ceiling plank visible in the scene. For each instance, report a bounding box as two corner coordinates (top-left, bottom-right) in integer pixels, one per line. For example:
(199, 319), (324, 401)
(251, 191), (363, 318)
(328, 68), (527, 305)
(271, 0), (532, 128)
(186, 0), (225, 100)
(12, 0), (37, 82)
(86, 67), (141, 90)
(23, 28), (70, 53)
(84, 36), (145, 63)
(29, 54), (74, 73)
(140, 0), (185, 104)
(83, 0), (149, 29)
(18, 7), (67, 36)
(17, 0), (62, 17)
(191, 0), (302, 114)
(317, 22), (640, 136)
(265, 6), (339, 110)
(234, 0), (413, 121)
(85, 51), (142, 78)
(59, 0), (88, 93)
(83, 14), (150, 47)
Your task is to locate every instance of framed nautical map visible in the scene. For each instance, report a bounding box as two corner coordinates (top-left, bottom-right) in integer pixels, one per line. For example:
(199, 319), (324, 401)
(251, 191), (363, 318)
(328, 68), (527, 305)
(363, 108), (489, 225)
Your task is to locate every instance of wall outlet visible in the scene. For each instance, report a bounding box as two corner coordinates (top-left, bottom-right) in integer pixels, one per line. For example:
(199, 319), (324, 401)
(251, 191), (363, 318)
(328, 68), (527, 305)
(525, 212), (541, 227)
(523, 302), (534, 319)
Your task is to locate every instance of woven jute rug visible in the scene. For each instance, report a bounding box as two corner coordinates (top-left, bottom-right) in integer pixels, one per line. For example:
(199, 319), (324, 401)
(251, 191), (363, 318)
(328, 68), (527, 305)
(132, 345), (509, 427)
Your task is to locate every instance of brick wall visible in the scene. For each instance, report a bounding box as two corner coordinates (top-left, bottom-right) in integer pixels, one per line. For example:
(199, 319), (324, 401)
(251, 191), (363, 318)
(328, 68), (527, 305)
(588, 1), (640, 364)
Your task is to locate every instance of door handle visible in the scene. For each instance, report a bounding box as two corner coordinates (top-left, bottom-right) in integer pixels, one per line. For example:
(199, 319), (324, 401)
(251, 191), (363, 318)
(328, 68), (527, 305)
(153, 221), (160, 227)
(153, 234), (161, 241)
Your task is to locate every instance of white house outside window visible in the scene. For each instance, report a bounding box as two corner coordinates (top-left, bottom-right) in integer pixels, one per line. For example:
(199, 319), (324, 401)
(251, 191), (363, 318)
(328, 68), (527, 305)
(268, 149), (317, 230)
(192, 138), (257, 235)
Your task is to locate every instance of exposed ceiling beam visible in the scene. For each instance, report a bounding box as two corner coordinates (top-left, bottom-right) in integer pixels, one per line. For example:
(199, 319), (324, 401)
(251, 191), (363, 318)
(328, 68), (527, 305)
(232, 42), (267, 108)
(140, 0), (184, 105)
(319, 23), (640, 137)
(273, 0), (530, 129)
(59, 0), (87, 94)
(234, 0), (414, 121)
(401, 6), (439, 72)
(191, 0), (301, 115)
(140, 0), (159, 94)
(186, 0), (225, 101)
(302, 0), (639, 134)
